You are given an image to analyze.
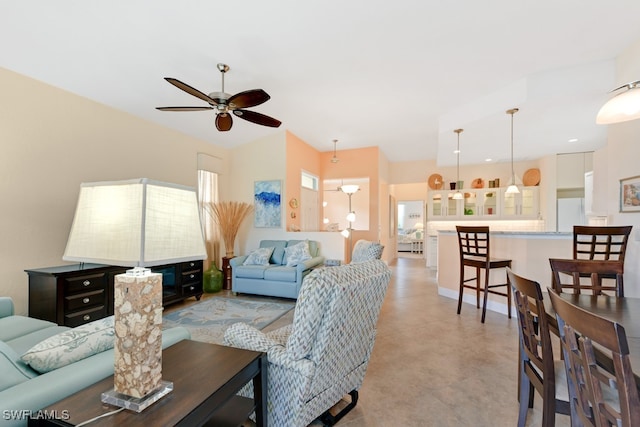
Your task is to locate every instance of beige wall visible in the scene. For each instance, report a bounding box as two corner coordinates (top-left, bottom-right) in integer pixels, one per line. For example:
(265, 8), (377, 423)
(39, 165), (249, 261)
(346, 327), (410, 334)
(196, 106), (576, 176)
(0, 67), (232, 314)
(600, 38), (640, 297)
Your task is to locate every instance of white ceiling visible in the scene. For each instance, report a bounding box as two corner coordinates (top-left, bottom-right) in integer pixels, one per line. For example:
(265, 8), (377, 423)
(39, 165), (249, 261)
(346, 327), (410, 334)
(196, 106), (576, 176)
(3, 1), (640, 166)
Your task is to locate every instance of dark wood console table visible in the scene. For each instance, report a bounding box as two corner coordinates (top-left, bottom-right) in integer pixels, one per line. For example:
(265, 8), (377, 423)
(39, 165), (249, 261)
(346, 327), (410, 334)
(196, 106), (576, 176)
(26, 260), (203, 327)
(28, 340), (267, 426)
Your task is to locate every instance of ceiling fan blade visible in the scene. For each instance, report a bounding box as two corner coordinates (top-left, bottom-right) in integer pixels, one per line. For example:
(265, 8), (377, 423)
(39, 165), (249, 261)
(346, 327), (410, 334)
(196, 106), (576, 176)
(228, 89), (270, 109)
(156, 106), (214, 111)
(164, 77), (218, 105)
(216, 113), (233, 131)
(232, 109), (282, 128)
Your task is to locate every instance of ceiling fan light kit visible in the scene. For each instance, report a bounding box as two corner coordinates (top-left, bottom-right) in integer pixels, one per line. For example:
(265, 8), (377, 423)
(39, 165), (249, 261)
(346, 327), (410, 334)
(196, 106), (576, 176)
(157, 63), (281, 132)
(596, 80), (640, 124)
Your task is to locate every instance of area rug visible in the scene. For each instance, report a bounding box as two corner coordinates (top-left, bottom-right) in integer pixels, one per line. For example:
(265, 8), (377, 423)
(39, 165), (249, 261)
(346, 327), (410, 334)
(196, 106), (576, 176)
(163, 296), (295, 344)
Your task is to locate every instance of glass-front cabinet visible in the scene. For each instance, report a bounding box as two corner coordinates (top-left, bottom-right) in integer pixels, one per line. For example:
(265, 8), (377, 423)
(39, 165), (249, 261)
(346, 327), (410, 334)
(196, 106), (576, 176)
(460, 189), (500, 218)
(500, 186), (539, 218)
(427, 186), (537, 219)
(428, 191), (463, 218)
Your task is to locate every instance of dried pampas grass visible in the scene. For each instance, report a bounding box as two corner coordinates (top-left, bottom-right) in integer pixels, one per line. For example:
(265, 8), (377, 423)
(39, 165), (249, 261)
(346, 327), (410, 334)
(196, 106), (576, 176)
(205, 201), (253, 257)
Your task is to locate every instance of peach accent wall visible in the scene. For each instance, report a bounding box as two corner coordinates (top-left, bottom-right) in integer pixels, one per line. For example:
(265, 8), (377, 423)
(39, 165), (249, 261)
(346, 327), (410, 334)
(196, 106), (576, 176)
(321, 147), (381, 260)
(285, 131), (322, 231)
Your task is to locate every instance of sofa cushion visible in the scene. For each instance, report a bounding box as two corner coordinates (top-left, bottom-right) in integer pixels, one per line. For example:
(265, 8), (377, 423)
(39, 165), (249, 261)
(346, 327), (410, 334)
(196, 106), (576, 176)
(6, 325), (70, 355)
(234, 265), (270, 279)
(284, 240), (312, 267)
(243, 246), (275, 266)
(0, 341), (39, 392)
(0, 315), (57, 342)
(264, 266), (298, 282)
(21, 316), (115, 373)
(260, 240), (287, 265)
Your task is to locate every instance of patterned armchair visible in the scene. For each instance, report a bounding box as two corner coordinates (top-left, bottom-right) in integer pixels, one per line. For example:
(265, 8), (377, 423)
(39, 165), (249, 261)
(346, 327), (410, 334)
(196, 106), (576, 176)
(223, 259), (391, 426)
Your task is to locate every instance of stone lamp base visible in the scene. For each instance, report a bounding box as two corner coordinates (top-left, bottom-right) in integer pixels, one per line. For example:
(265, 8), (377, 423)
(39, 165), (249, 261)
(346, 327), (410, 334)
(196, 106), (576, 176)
(102, 271), (170, 412)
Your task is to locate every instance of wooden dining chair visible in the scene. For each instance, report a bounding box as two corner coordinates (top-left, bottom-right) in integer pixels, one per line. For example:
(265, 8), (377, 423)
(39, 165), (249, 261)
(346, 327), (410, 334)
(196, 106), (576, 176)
(548, 289), (640, 427)
(507, 268), (570, 427)
(456, 226), (512, 323)
(549, 258), (624, 297)
(573, 225), (632, 292)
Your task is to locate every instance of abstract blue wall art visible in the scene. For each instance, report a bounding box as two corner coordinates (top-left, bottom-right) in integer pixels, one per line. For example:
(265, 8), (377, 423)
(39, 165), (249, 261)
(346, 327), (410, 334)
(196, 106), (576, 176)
(254, 180), (282, 228)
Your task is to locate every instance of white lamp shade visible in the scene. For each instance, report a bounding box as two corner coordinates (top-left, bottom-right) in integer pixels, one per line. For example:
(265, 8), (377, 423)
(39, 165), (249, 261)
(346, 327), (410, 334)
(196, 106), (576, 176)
(340, 184), (360, 194)
(63, 179), (207, 267)
(346, 212), (356, 222)
(341, 229), (350, 238)
(596, 86), (640, 124)
(452, 191), (463, 200)
(505, 184), (520, 194)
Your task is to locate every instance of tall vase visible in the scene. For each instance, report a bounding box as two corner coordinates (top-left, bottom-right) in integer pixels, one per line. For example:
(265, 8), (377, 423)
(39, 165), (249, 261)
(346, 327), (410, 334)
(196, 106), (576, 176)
(203, 262), (223, 293)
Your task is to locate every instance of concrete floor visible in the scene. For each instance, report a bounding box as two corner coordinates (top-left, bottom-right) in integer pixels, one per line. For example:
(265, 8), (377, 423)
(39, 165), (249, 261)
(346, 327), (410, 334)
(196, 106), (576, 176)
(190, 256), (571, 426)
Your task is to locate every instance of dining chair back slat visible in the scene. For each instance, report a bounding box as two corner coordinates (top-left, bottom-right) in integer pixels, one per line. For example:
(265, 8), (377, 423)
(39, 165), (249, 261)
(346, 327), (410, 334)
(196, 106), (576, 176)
(548, 289), (640, 427)
(573, 226), (632, 263)
(549, 258), (624, 297)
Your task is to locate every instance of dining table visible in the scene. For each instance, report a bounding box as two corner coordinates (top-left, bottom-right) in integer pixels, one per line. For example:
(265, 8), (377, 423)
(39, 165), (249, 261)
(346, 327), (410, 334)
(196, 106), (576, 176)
(543, 291), (640, 385)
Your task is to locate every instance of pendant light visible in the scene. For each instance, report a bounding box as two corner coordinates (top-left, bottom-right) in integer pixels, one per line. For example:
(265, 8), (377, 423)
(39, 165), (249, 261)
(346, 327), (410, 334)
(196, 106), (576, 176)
(505, 108), (520, 194)
(596, 80), (640, 124)
(330, 139), (339, 163)
(452, 129), (463, 200)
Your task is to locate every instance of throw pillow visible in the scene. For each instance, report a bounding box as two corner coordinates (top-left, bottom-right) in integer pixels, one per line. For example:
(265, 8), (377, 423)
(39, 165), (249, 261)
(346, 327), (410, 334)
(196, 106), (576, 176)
(284, 240), (312, 267)
(243, 247), (275, 266)
(21, 316), (115, 373)
(351, 240), (385, 263)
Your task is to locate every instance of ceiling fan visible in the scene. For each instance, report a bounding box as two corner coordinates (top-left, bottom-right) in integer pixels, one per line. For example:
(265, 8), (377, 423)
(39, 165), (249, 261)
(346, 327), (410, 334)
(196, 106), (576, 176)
(157, 63), (282, 132)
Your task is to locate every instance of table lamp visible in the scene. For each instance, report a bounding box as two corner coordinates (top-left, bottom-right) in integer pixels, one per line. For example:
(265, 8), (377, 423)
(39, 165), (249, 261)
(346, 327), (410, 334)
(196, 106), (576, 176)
(63, 178), (207, 412)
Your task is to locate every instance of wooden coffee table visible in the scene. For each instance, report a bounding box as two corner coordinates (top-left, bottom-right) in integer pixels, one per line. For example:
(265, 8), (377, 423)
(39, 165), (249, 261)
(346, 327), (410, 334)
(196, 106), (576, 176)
(28, 340), (267, 426)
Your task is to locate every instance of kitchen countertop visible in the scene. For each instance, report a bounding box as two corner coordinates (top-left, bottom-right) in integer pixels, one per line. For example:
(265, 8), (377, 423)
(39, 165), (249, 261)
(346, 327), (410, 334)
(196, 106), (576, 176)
(437, 230), (572, 238)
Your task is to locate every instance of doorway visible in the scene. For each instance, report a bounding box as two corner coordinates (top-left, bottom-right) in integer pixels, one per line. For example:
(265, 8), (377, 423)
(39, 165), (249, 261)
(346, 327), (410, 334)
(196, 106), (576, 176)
(396, 200), (424, 258)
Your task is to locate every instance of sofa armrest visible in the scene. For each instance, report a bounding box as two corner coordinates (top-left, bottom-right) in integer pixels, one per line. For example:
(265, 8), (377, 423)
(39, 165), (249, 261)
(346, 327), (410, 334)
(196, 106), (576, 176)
(223, 323), (314, 377)
(229, 256), (247, 269)
(296, 256), (325, 273)
(0, 297), (15, 318)
(223, 323), (282, 352)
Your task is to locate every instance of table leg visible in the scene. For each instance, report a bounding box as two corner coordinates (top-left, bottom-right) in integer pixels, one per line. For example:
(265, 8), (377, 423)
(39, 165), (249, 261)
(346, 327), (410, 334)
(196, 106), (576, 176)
(253, 354), (268, 426)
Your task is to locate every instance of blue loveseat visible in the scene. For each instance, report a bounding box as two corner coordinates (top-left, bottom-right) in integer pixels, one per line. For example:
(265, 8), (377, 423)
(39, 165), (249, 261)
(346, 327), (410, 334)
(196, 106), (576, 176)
(230, 239), (325, 299)
(0, 297), (190, 426)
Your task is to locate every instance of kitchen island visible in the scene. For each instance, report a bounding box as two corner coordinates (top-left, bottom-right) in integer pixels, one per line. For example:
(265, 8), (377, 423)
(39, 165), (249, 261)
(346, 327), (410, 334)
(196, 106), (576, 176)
(437, 230), (572, 318)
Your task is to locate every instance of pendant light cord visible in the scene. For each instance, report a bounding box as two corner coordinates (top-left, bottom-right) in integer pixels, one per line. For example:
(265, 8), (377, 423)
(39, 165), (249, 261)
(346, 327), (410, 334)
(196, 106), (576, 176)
(507, 108), (519, 184)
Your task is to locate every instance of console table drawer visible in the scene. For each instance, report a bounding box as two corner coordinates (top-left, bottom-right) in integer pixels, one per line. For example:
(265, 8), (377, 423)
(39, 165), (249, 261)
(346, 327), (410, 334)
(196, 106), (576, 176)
(64, 305), (108, 327)
(64, 273), (107, 293)
(64, 289), (105, 311)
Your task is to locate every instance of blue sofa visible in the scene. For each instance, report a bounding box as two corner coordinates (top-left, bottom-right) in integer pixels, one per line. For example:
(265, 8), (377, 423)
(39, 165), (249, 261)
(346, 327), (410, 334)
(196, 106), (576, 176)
(230, 239), (325, 299)
(0, 297), (190, 426)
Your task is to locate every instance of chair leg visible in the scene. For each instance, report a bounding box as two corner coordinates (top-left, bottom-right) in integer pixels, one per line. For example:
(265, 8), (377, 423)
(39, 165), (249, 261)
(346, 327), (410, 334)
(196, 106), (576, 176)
(518, 366), (531, 427)
(476, 267), (481, 309)
(507, 266), (512, 319)
(457, 263), (465, 315)
(319, 390), (359, 426)
(481, 267), (490, 323)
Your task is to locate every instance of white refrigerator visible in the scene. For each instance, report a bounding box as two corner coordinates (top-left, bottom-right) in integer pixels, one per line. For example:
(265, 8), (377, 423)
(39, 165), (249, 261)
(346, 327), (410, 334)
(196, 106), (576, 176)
(557, 198), (585, 232)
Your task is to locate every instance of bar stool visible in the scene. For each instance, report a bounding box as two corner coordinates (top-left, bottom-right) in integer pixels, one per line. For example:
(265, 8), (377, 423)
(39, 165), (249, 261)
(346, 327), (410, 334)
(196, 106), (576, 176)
(456, 226), (512, 323)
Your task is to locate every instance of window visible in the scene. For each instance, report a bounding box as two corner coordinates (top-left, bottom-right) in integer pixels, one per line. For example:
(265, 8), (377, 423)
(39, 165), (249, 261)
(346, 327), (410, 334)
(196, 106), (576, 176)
(301, 171), (318, 190)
